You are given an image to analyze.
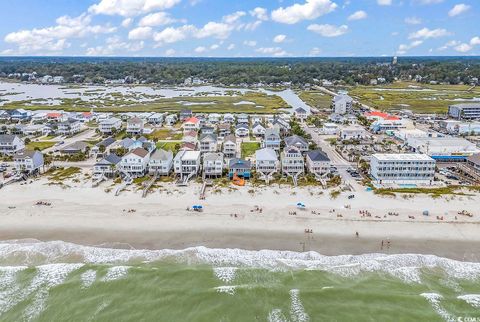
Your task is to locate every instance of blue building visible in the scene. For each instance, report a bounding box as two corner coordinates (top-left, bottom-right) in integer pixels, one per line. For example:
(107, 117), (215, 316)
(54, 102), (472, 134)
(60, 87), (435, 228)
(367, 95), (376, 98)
(228, 158), (251, 179)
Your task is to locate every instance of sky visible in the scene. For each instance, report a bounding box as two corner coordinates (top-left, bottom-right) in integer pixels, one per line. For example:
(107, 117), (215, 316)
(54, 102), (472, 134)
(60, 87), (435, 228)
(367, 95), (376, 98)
(0, 0), (478, 57)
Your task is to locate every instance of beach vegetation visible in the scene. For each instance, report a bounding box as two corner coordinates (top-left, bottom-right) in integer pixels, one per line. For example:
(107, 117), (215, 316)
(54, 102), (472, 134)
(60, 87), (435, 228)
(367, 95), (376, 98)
(241, 142), (260, 158)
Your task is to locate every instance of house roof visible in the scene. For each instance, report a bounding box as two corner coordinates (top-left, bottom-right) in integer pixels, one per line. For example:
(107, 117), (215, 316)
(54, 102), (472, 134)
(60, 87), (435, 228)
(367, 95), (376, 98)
(150, 148), (173, 161)
(47, 112), (63, 118)
(96, 137), (115, 147)
(252, 122), (265, 129)
(0, 134), (19, 144)
(365, 111), (400, 121)
(129, 147), (149, 158)
(236, 124), (249, 130)
(295, 107), (307, 113)
(61, 141), (89, 152)
(96, 153), (122, 166)
(184, 117), (199, 124)
(14, 150), (40, 159)
(181, 142), (197, 151)
(265, 128), (280, 138)
(284, 135), (308, 147)
(128, 117), (143, 124)
(229, 158), (251, 169)
(255, 148), (277, 161)
(306, 150), (330, 162)
(467, 153), (480, 166)
(199, 133), (217, 142)
(203, 152), (223, 161)
(224, 134), (236, 144)
(119, 138), (135, 148)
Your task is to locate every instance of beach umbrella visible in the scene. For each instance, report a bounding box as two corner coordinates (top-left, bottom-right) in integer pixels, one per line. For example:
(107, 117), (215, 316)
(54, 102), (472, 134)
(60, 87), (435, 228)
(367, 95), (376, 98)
(192, 205), (198, 209)
(197, 205), (203, 209)
(423, 210), (429, 216)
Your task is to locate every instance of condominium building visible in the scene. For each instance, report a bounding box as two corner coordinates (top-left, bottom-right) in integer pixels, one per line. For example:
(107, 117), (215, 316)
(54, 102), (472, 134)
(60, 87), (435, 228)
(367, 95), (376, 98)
(448, 103), (480, 120)
(370, 153), (436, 185)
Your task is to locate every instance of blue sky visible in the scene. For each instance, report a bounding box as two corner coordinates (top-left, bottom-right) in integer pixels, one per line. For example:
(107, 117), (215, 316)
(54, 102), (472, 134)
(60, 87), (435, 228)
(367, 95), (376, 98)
(0, 0), (478, 57)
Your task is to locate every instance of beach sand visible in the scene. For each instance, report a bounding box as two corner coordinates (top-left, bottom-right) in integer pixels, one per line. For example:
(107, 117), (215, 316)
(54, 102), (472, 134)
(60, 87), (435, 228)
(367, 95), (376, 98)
(1, 175), (480, 262)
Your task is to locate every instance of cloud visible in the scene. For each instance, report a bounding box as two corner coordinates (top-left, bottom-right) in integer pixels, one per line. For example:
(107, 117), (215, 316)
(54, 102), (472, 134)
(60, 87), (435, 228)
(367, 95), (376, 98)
(408, 27), (451, 39)
(471, 37), (480, 46)
(309, 47), (322, 56)
(414, 0), (444, 4)
(404, 17), (422, 25)
(210, 44), (219, 50)
(438, 40), (460, 51)
(86, 36), (144, 55)
(194, 46), (207, 53)
(153, 25), (195, 45)
(250, 7), (268, 21)
(396, 40), (423, 54)
(165, 48), (176, 56)
(227, 44), (235, 50)
(271, 0), (337, 24)
(243, 40), (257, 47)
(128, 26), (152, 40)
(4, 13), (116, 53)
(377, 0), (392, 6)
(121, 18), (133, 28)
(348, 10), (367, 21)
(222, 11), (246, 24)
(454, 43), (472, 53)
(195, 21), (232, 39)
(448, 4), (470, 17)
(273, 34), (287, 43)
(307, 24), (348, 37)
(255, 47), (288, 57)
(88, 0), (181, 17)
(138, 12), (177, 27)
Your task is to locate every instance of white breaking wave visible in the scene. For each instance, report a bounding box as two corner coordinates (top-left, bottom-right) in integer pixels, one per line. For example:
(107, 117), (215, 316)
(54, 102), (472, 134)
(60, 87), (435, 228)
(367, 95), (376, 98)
(213, 267), (237, 283)
(80, 269), (97, 288)
(0, 241), (479, 284)
(420, 293), (456, 322)
(0, 266), (28, 314)
(102, 266), (129, 282)
(458, 294), (480, 308)
(22, 263), (84, 321)
(289, 289), (309, 322)
(215, 285), (236, 295)
(268, 309), (289, 322)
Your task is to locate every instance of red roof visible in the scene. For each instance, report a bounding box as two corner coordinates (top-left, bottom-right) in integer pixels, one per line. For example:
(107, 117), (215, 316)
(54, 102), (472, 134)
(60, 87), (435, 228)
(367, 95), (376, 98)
(184, 117), (199, 124)
(47, 113), (62, 118)
(82, 112), (92, 117)
(364, 111), (400, 121)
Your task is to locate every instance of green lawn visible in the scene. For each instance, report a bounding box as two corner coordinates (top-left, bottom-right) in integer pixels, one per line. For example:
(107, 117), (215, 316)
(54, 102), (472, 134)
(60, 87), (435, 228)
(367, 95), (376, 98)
(156, 141), (181, 153)
(26, 141), (56, 151)
(146, 129), (182, 141)
(241, 142), (260, 158)
(47, 167), (81, 181)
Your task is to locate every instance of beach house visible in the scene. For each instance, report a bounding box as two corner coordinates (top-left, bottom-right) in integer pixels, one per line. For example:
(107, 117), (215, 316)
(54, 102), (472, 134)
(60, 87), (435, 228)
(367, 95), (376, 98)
(235, 124), (249, 137)
(0, 135), (25, 155)
(118, 147), (150, 177)
(222, 135), (237, 158)
(91, 137), (116, 157)
(182, 117), (200, 132)
(306, 150), (331, 178)
(339, 126), (369, 140)
(252, 122), (266, 137)
(180, 109), (193, 121)
(217, 123), (231, 138)
(237, 114), (249, 124)
(255, 148), (279, 183)
(199, 133), (218, 153)
(370, 153), (436, 185)
(203, 152), (224, 178)
(173, 150), (201, 181)
(99, 117), (122, 135)
(148, 148), (173, 175)
(281, 146), (305, 180)
(284, 135), (309, 153)
(332, 94), (353, 115)
(165, 114), (177, 126)
(93, 153), (121, 178)
(263, 128), (281, 151)
(60, 141), (89, 154)
(57, 119), (81, 136)
(294, 107), (308, 121)
(13, 150), (44, 174)
(126, 117), (144, 135)
(228, 158), (251, 179)
(147, 113), (164, 125)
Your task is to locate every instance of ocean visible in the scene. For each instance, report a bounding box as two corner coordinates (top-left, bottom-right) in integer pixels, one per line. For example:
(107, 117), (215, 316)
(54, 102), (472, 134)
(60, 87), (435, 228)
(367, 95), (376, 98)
(0, 240), (479, 322)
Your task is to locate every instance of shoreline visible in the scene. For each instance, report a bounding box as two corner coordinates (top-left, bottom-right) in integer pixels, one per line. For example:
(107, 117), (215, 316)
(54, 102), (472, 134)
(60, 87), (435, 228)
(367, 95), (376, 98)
(1, 177), (480, 262)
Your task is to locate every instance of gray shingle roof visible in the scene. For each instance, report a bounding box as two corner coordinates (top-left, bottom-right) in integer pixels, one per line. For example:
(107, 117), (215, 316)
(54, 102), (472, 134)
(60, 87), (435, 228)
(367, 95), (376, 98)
(306, 150), (330, 162)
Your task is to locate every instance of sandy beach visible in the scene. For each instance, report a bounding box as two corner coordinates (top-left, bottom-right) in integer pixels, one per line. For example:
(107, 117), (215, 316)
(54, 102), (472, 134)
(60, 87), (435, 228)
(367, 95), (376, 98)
(1, 174), (480, 262)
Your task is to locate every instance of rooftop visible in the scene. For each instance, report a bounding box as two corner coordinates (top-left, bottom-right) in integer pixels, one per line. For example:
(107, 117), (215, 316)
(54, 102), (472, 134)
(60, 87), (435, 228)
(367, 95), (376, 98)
(372, 153), (434, 161)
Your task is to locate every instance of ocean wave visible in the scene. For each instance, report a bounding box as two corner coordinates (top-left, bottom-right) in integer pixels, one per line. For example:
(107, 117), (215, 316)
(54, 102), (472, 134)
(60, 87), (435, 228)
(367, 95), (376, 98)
(0, 240), (479, 284)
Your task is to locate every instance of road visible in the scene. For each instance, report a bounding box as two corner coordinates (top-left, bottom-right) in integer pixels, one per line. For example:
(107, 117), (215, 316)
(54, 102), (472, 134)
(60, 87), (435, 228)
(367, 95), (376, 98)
(42, 129), (98, 153)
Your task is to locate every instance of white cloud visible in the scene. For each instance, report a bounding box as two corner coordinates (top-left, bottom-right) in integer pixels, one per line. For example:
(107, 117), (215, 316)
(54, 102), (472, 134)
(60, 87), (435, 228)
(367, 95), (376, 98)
(448, 4), (470, 17)
(138, 12), (177, 27)
(4, 13), (116, 53)
(242, 20), (262, 31)
(377, 0), (392, 6)
(404, 17), (422, 25)
(243, 40), (257, 47)
(408, 27), (451, 39)
(195, 21), (232, 39)
(454, 43), (472, 53)
(128, 26), (152, 40)
(86, 36), (144, 55)
(348, 10), (367, 21)
(307, 24), (348, 37)
(273, 34), (287, 43)
(438, 40), (460, 51)
(165, 48), (176, 56)
(471, 37), (480, 46)
(309, 47), (322, 56)
(88, 0), (181, 17)
(222, 11), (246, 24)
(396, 40), (423, 54)
(210, 44), (219, 50)
(415, 0), (443, 4)
(250, 7), (268, 21)
(255, 47), (288, 57)
(153, 25), (195, 45)
(194, 46), (207, 53)
(271, 0), (337, 24)
(227, 44), (235, 50)
(121, 18), (133, 28)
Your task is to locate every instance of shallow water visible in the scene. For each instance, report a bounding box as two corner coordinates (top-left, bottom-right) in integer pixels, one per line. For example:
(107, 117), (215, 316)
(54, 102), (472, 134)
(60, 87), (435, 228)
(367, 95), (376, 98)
(0, 240), (479, 321)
